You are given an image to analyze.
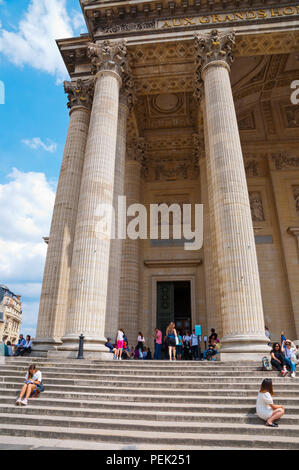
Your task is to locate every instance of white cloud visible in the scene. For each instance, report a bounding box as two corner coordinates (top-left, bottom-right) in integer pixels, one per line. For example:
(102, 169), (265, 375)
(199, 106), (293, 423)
(0, 0), (86, 82)
(22, 137), (57, 153)
(0, 168), (55, 279)
(0, 169), (56, 335)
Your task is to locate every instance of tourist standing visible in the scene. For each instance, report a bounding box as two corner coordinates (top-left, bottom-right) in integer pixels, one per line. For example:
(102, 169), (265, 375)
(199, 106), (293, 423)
(265, 326), (271, 346)
(116, 329), (124, 360)
(176, 330), (183, 360)
(153, 328), (162, 360)
(137, 332), (145, 359)
(165, 322), (178, 361)
(190, 329), (200, 360)
(256, 378), (285, 427)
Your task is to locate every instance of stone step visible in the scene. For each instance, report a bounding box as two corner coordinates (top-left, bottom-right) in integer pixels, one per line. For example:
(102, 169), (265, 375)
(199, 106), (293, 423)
(1, 423), (298, 449)
(4, 395), (299, 414)
(1, 413), (299, 443)
(1, 412), (299, 437)
(1, 403), (299, 425)
(0, 370), (299, 389)
(2, 375), (297, 388)
(1, 386), (298, 406)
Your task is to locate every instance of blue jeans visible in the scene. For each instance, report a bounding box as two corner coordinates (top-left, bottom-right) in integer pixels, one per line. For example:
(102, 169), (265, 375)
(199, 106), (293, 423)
(154, 343), (162, 360)
(285, 357), (296, 372)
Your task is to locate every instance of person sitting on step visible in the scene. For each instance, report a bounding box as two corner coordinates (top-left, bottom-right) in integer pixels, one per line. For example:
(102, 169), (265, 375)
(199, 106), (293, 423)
(256, 378), (285, 427)
(282, 339), (297, 378)
(270, 342), (288, 376)
(16, 364), (44, 406)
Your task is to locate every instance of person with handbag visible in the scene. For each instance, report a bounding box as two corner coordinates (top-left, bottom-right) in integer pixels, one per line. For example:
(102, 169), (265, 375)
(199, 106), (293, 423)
(136, 332), (145, 359)
(16, 364), (44, 406)
(165, 322), (178, 361)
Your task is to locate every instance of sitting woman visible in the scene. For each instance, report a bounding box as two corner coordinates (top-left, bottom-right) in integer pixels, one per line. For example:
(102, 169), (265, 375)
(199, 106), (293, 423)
(270, 342), (288, 376)
(282, 339), (297, 378)
(256, 378), (285, 427)
(16, 364), (44, 406)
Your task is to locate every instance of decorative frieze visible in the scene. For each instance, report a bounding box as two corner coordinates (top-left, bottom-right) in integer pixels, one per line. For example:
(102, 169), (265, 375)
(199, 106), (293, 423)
(271, 153), (299, 170)
(245, 160), (259, 177)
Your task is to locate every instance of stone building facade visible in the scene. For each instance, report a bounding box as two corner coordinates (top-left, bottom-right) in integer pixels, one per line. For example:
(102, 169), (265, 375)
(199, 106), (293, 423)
(34, 0), (299, 360)
(0, 285), (22, 345)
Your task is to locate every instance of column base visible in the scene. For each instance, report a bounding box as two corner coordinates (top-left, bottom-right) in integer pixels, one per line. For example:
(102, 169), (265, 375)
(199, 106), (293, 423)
(56, 334), (112, 360)
(217, 352), (270, 362)
(33, 337), (63, 353)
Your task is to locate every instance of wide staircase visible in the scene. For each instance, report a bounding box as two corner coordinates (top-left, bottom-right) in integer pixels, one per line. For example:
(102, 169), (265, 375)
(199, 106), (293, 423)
(0, 357), (299, 450)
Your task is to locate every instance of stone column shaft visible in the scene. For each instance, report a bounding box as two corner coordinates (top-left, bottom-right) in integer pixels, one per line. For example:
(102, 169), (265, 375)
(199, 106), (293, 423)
(61, 70), (122, 355)
(35, 88), (91, 351)
(195, 30), (269, 358)
(105, 96), (128, 340)
(119, 143), (143, 345)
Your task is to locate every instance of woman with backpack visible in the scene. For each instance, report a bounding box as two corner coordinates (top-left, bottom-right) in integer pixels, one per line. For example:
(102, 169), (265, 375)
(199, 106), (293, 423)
(16, 364), (44, 406)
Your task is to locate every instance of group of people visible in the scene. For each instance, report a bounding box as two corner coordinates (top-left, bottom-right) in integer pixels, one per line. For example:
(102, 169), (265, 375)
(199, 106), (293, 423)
(105, 325), (220, 361)
(105, 331), (152, 360)
(5, 334), (32, 357)
(270, 336), (297, 378)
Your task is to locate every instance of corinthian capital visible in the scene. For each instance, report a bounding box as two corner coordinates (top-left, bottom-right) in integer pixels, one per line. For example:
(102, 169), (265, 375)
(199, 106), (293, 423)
(64, 78), (94, 111)
(88, 40), (128, 81)
(194, 29), (235, 70)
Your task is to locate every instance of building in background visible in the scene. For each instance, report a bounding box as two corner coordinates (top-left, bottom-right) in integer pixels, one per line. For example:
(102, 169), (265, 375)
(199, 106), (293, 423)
(0, 285), (22, 345)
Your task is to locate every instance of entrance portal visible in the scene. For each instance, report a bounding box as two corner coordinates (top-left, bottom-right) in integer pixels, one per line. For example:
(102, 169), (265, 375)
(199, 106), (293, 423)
(156, 281), (192, 336)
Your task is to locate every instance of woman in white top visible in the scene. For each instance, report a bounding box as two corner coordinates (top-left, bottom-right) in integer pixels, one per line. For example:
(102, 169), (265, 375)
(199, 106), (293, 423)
(116, 329), (124, 360)
(256, 378), (285, 427)
(16, 364), (43, 406)
(137, 332), (145, 359)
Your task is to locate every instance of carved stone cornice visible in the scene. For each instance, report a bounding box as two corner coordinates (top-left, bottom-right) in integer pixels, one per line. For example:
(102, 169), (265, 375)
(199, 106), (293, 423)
(87, 40), (128, 82)
(64, 78), (94, 111)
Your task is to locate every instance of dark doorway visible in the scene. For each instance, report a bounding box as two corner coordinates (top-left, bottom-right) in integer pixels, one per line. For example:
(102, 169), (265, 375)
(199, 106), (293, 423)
(156, 281), (192, 337)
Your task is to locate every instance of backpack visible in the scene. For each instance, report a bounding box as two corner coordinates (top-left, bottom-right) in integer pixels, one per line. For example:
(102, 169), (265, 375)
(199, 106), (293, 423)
(262, 356), (272, 371)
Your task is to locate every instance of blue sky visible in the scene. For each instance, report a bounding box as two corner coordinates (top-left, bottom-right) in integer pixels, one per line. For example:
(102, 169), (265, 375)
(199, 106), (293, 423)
(0, 0), (87, 337)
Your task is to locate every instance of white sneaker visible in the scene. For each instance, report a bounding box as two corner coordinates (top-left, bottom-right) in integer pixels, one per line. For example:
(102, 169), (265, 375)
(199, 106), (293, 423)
(21, 398), (28, 406)
(291, 372), (296, 378)
(16, 398), (22, 406)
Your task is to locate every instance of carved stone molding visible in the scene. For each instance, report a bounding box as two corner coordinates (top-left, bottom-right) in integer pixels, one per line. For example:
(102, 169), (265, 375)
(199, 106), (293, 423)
(287, 227), (299, 259)
(64, 78), (94, 111)
(87, 40), (128, 81)
(155, 162), (189, 181)
(292, 185), (299, 216)
(126, 137), (147, 165)
(245, 160), (259, 177)
(193, 133), (204, 173)
(271, 153), (299, 170)
(249, 191), (265, 222)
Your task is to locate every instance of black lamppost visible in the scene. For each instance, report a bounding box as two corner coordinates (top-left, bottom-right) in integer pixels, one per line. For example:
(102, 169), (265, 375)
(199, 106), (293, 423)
(77, 334), (85, 359)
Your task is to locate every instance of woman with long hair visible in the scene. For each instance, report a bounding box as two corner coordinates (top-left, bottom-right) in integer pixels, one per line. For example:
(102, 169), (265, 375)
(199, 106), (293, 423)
(137, 332), (145, 359)
(270, 342), (288, 376)
(116, 328), (124, 360)
(256, 378), (285, 427)
(165, 322), (178, 361)
(282, 339), (297, 378)
(16, 364), (44, 406)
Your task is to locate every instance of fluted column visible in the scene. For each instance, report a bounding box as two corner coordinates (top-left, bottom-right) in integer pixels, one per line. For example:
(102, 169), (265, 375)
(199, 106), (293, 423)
(194, 30), (269, 359)
(59, 40), (129, 357)
(34, 79), (93, 352)
(105, 93), (130, 340)
(118, 138), (145, 345)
